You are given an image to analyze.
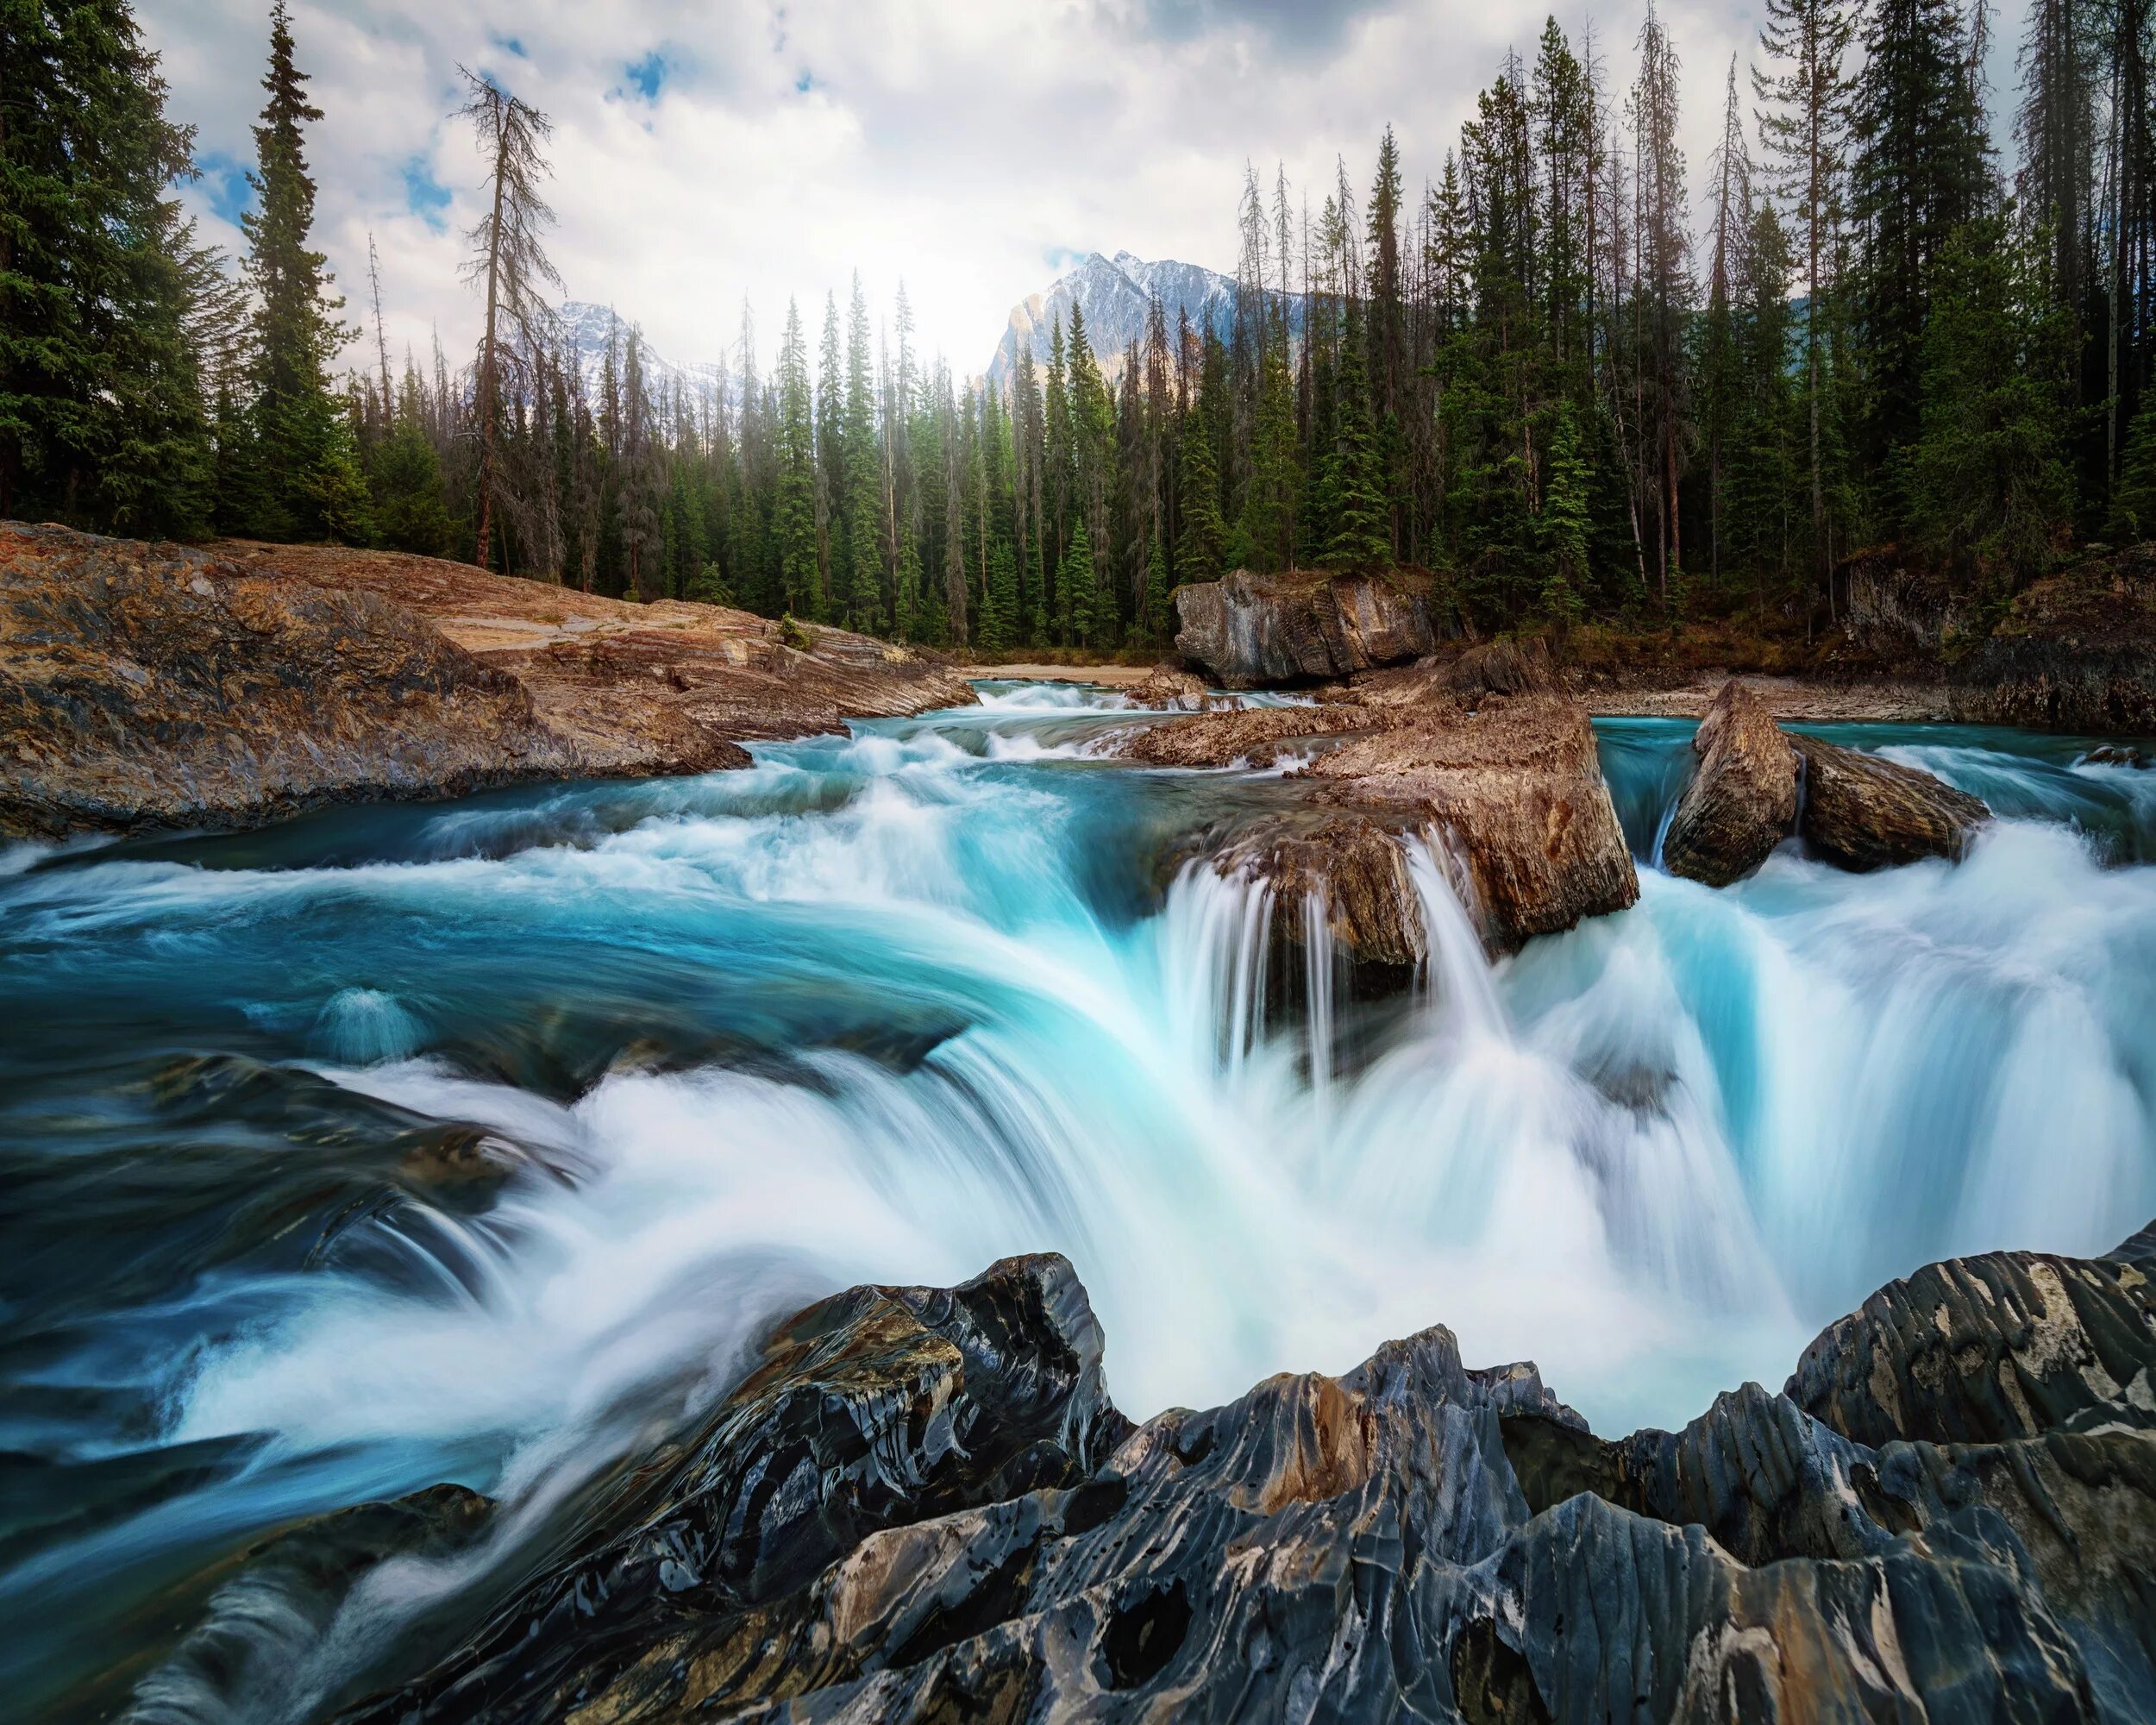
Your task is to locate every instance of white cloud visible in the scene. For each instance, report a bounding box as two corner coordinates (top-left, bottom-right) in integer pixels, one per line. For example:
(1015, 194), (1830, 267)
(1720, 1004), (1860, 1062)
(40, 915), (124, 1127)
(140, 0), (2031, 383)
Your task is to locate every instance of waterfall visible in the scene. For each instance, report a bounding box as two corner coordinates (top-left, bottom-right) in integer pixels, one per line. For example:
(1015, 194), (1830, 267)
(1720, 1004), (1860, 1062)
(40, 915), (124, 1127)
(3, 687), (2154, 1718)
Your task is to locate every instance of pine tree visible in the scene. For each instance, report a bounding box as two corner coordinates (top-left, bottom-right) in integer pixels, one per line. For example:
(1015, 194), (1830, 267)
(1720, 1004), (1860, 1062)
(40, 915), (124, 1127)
(981, 543), (1018, 650)
(241, 1), (360, 541)
(1061, 517), (1100, 645)
(1143, 536), (1173, 643)
(1755, 0), (1857, 614)
(1908, 211), (2073, 580)
(839, 273), (883, 628)
(1324, 301), (1391, 568)
(774, 299), (818, 618)
(0, 0), (213, 535)
(370, 369), (454, 555)
(1539, 401), (1592, 626)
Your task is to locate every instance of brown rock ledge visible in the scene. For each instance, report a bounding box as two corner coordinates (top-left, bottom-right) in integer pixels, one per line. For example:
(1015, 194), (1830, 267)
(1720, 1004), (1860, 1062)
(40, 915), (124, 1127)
(1, 523), (974, 838)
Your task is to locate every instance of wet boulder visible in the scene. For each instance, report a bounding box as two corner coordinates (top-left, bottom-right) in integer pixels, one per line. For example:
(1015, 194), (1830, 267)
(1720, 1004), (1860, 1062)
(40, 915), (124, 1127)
(1793, 733), (1990, 870)
(1171, 568), (1438, 687)
(1110, 700), (1378, 769)
(1662, 679), (1802, 886)
(1125, 665), (1211, 711)
(1297, 694), (1640, 954)
(1210, 811), (1427, 974)
(1787, 1225), (2156, 1448)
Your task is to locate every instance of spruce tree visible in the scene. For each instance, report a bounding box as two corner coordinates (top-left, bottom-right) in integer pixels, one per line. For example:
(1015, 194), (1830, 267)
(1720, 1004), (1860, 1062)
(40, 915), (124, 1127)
(1143, 536), (1173, 643)
(241, 1), (361, 541)
(1061, 518), (1099, 646)
(2, 0), (213, 535)
(370, 370), (454, 555)
(774, 299), (818, 618)
(1324, 302), (1391, 568)
(1908, 212), (2072, 580)
(1539, 403), (1591, 626)
(839, 273), (883, 629)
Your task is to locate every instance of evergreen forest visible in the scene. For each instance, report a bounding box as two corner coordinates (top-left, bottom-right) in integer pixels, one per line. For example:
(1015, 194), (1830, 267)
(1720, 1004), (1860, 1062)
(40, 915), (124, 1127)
(7, 0), (2153, 649)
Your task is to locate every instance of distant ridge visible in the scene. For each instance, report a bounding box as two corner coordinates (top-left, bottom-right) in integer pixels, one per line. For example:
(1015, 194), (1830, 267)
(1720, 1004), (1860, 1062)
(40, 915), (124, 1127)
(987, 251), (1305, 387)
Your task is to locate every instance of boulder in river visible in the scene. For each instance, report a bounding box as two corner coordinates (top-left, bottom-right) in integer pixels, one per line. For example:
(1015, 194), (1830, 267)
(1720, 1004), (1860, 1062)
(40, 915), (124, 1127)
(1210, 811), (1427, 974)
(1662, 679), (1801, 886)
(1297, 693), (1640, 954)
(1794, 732), (1990, 869)
(1171, 568), (1438, 687)
(315, 1225), (2156, 1723)
(1662, 678), (1990, 882)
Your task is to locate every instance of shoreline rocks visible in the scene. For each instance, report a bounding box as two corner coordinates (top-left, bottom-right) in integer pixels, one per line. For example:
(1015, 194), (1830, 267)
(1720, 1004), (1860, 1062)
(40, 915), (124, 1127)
(1, 523), (973, 839)
(1171, 568), (1440, 687)
(282, 1225), (2156, 1723)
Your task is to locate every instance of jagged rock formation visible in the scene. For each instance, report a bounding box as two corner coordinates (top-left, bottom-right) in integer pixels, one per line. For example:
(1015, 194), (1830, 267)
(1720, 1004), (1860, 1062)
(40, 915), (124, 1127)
(294, 1228), (2156, 1723)
(1663, 680), (1801, 885)
(1112, 700), (1373, 768)
(0, 524), (971, 838)
(1662, 677), (1990, 884)
(1172, 568), (1439, 687)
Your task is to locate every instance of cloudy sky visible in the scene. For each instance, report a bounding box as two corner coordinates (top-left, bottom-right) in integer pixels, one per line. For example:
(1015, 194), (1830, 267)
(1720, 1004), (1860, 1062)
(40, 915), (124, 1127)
(141, 0), (2029, 385)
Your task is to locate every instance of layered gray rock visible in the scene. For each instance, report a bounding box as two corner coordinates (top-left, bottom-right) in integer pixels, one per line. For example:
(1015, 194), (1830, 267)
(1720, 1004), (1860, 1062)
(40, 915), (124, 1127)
(1172, 568), (1439, 687)
(310, 1226), (2156, 1724)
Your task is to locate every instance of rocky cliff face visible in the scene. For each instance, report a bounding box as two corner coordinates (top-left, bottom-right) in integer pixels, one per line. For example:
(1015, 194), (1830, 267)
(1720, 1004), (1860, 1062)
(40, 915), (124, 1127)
(1949, 545), (2156, 732)
(1172, 568), (1442, 687)
(187, 1225), (2156, 1723)
(0, 524), (973, 839)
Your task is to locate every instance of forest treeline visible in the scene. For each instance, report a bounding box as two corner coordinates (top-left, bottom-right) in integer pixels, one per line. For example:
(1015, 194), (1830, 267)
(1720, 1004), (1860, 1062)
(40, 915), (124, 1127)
(9, 0), (2156, 648)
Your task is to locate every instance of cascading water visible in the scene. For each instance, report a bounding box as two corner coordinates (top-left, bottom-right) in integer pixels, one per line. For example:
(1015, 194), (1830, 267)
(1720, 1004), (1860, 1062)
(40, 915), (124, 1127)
(3, 683), (2154, 1718)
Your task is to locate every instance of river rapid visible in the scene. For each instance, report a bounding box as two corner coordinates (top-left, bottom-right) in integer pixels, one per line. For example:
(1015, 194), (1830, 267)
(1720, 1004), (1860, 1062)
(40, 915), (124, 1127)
(4, 682), (2154, 1718)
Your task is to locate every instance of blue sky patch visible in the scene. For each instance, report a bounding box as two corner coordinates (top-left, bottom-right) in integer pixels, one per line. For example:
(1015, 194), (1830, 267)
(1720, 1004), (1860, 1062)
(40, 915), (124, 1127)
(402, 156), (452, 229)
(625, 50), (669, 101)
(492, 32), (528, 58)
(198, 151), (254, 227)
(795, 68), (814, 93)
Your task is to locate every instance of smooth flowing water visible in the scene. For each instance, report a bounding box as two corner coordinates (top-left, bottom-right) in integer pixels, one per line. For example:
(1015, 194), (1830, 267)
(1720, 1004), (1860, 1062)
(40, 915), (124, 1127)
(5, 685), (2155, 1718)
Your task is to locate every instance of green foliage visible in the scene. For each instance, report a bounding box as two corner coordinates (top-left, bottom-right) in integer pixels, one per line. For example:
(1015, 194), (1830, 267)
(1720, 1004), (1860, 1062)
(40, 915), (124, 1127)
(0, 0), (212, 535)
(239, 2), (358, 542)
(368, 401), (455, 555)
(1060, 518), (1100, 647)
(1908, 212), (2073, 581)
(1539, 404), (1590, 624)
(1143, 537), (1172, 643)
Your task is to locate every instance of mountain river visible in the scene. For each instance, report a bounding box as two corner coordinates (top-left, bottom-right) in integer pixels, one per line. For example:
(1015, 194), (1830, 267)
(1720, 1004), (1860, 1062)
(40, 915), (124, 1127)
(3, 681), (2153, 1717)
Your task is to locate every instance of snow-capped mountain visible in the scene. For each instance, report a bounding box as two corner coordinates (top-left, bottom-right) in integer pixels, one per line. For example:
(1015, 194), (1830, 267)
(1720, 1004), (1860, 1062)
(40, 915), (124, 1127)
(987, 251), (1302, 387)
(556, 300), (727, 398)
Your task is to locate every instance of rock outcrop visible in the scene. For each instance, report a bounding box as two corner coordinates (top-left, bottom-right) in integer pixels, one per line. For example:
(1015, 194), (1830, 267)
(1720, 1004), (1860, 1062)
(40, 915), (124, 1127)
(1172, 568), (1439, 687)
(1663, 680), (1801, 885)
(294, 1226), (2156, 1724)
(1297, 693), (1640, 954)
(1950, 544), (2156, 733)
(1210, 811), (1428, 974)
(1112, 684), (1637, 959)
(1, 524), (972, 838)
(1125, 664), (1211, 710)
